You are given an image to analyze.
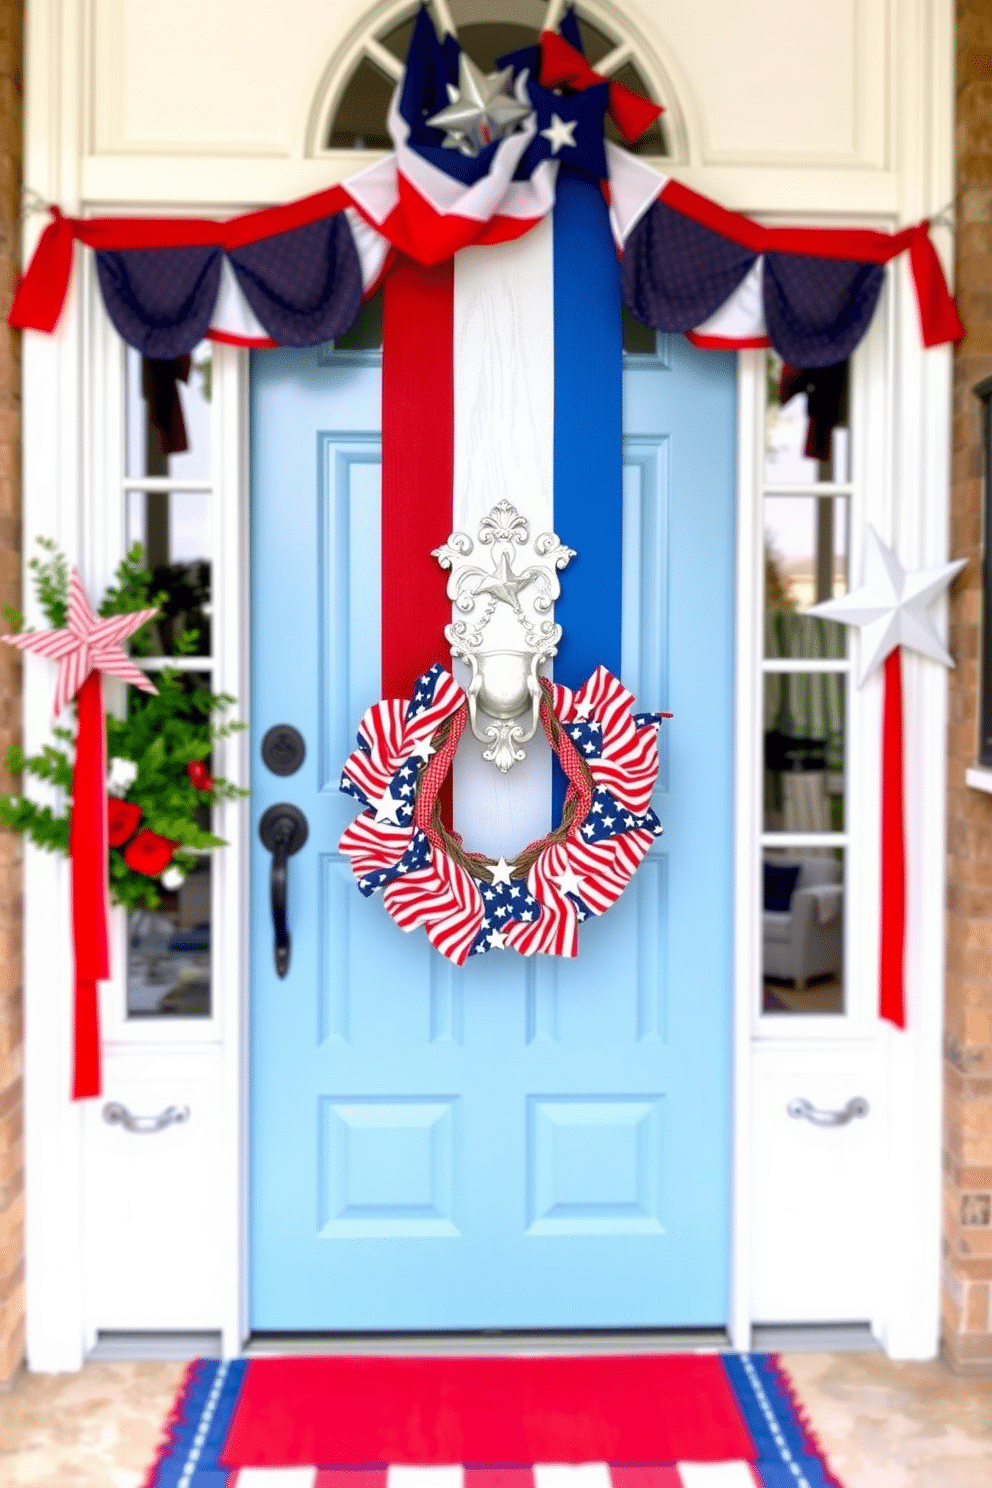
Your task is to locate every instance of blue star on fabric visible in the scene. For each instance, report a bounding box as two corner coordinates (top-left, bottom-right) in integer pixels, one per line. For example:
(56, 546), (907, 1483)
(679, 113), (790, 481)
(468, 875), (543, 955)
(516, 75), (609, 182)
(356, 828), (433, 896)
(579, 785), (663, 844)
(406, 661), (449, 721)
(564, 717), (604, 759)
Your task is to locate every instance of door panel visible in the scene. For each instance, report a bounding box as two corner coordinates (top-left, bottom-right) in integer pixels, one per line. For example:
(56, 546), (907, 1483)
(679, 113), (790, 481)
(250, 336), (736, 1331)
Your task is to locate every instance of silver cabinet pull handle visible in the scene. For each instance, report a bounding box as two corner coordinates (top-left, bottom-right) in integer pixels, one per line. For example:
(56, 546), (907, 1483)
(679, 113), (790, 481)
(787, 1095), (869, 1127)
(102, 1101), (190, 1134)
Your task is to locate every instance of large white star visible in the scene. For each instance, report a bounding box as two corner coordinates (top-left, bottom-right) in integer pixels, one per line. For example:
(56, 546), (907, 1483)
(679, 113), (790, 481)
(488, 856), (514, 886)
(554, 864), (588, 900)
(541, 113), (578, 155)
(373, 788), (403, 824)
(807, 525), (965, 685)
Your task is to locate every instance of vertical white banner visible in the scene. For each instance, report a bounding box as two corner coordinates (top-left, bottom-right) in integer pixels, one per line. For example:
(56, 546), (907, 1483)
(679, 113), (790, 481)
(451, 217), (555, 857)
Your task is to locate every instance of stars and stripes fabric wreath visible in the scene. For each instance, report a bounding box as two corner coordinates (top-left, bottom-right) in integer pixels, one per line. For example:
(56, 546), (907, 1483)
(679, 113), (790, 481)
(338, 663), (667, 965)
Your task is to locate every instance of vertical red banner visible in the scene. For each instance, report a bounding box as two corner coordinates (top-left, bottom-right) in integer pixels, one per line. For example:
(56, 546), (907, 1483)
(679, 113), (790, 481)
(381, 255), (454, 698)
(70, 670), (110, 1098)
(879, 647), (906, 1028)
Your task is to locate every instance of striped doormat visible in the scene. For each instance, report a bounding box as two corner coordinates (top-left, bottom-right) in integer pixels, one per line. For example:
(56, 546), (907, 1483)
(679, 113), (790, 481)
(143, 1354), (842, 1488)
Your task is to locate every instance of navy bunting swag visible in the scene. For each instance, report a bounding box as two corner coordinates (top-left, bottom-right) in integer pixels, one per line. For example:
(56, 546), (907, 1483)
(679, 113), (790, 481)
(11, 13), (963, 359)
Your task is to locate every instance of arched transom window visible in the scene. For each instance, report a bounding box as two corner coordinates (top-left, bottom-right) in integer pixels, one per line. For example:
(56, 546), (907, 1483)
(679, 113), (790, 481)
(311, 0), (682, 161)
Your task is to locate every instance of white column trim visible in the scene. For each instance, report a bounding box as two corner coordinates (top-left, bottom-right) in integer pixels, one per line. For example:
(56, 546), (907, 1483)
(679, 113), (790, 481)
(728, 350), (762, 1351)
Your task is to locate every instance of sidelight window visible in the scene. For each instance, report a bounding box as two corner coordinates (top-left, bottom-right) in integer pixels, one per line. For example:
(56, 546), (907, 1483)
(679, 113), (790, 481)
(123, 345), (214, 1018)
(760, 354), (851, 1016)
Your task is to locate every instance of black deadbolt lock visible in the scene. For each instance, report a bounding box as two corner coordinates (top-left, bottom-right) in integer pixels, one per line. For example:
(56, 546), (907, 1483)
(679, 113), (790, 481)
(261, 724), (306, 776)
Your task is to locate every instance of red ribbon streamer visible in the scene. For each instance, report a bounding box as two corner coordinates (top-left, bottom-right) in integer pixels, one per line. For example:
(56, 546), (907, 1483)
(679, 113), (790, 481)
(381, 256), (454, 697)
(880, 648), (906, 1028)
(381, 257), (455, 824)
(69, 671), (110, 1098)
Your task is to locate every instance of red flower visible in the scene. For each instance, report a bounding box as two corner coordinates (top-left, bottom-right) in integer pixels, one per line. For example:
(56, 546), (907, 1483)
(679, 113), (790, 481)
(107, 799), (142, 847)
(187, 760), (214, 791)
(124, 829), (180, 878)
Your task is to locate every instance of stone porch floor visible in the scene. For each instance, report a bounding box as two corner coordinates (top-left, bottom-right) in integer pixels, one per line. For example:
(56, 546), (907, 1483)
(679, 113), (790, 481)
(0, 1352), (990, 1487)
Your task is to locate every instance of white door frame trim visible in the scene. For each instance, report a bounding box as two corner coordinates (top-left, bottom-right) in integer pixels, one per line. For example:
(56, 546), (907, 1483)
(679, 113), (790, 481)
(19, 0), (953, 1369)
(19, 300), (949, 1372)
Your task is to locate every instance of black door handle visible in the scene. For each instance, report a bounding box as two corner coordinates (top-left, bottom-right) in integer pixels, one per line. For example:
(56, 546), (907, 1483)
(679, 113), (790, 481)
(258, 804), (308, 977)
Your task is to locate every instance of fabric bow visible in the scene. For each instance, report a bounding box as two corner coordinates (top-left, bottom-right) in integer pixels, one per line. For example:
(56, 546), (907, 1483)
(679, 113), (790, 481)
(539, 31), (664, 144)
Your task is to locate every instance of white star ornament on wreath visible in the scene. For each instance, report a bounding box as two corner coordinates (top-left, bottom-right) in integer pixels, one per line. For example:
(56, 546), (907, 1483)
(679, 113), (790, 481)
(807, 525), (965, 683)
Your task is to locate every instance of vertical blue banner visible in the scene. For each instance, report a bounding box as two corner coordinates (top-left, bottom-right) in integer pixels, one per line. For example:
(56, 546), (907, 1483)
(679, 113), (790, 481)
(552, 171), (623, 682)
(552, 171), (623, 810)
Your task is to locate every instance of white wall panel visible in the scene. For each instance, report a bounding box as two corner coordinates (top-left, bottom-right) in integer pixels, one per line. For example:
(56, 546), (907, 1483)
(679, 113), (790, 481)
(639, 0), (887, 168)
(90, 0), (372, 155)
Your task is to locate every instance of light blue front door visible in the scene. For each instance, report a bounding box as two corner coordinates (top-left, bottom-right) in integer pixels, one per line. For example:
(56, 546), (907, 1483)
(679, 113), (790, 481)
(249, 333), (736, 1331)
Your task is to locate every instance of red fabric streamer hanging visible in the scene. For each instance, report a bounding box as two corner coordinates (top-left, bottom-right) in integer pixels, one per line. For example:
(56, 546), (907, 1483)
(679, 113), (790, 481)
(380, 256), (454, 698)
(69, 671), (110, 1098)
(880, 648), (906, 1028)
(381, 257), (455, 826)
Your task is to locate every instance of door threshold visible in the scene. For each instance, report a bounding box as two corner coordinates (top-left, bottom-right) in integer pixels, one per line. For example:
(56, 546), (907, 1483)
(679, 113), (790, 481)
(750, 1322), (882, 1354)
(88, 1330), (223, 1362)
(246, 1329), (730, 1357)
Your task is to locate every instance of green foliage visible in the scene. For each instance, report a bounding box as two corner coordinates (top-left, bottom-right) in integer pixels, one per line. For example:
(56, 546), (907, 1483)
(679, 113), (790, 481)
(0, 541), (248, 912)
(2, 536), (71, 633)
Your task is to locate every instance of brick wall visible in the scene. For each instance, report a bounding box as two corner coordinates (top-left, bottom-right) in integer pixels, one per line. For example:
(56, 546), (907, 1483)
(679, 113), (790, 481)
(0, 0), (21, 1389)
(943, 0), (992, 1374)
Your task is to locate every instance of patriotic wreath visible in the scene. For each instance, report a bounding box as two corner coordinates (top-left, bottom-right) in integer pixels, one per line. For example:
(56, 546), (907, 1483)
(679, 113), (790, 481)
(339, 662), (667, 965)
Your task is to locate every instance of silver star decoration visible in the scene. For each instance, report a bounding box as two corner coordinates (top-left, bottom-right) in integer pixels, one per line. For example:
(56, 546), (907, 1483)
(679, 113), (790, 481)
(473, 553), (535, 608)
(540, 112), (578, 155)
(427, 55), (532, 156)
(488, 856), (514, 886)
(807, 525), (965, 686)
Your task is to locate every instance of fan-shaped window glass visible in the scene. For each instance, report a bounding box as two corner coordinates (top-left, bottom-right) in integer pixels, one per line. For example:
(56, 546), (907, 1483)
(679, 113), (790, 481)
(327, 56), (395, 150)
(569, 13), (615, 66)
